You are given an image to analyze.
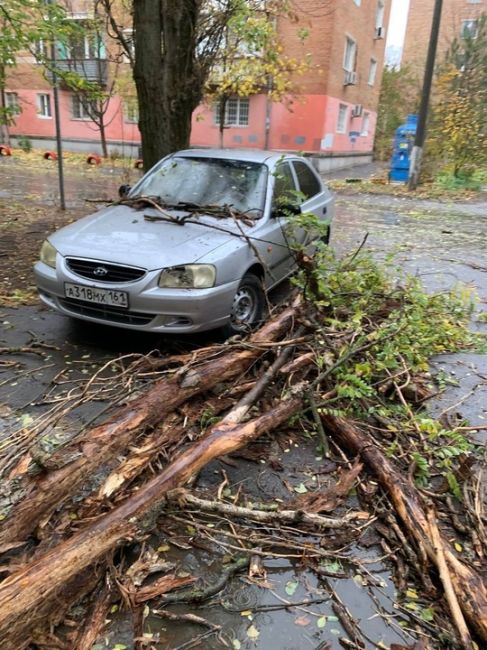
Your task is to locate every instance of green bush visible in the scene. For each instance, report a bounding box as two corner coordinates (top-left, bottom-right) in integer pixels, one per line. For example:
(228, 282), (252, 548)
(17, 136), (32, 153)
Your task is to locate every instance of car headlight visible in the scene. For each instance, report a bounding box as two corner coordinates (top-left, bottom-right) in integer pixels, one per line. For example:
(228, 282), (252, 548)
(40, 240), (57, 269)
(158, 265), (216, 289)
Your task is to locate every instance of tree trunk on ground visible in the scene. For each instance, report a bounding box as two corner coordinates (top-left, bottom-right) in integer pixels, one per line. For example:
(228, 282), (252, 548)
(0, 305), (298, 547)
(0, 397), (301, 647)
(321, 413), (487, 644)
(133, 0), (202, 170)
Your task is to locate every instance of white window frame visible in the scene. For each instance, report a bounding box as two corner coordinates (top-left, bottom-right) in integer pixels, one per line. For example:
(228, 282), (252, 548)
(375, 0), (385, 29)
(5, 92), (19, 109)
(343, 36), (357, 72)
(361, 112), (370, 136)
(467, 0), (481, 4)
(124, 98), (139, 123)
(368, 59), (377, 86)
(71, 95), (92, 120)
(462, 19), (479, 38)
(337, 104), (348, 134)
(37, 93), (51, 118)
(214, 96), (250, 127)
(122, 28), (135, 63)
(35, 39), (47, 59)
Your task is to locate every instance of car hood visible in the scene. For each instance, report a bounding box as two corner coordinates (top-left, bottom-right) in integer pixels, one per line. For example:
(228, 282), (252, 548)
(49, 204), (249, 269)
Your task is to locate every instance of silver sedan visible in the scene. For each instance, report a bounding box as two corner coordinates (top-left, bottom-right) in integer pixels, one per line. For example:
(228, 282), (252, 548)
(34, 149), (334, 335)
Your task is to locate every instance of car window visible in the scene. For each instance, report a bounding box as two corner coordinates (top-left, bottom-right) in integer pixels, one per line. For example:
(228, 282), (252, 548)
(292, 160), (321, 200)
(272, 162), (296, 208)
(131, 157), (268, 215)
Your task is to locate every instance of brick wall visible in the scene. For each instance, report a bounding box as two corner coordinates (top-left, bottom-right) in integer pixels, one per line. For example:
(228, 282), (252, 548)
(402, 0), (486, 76)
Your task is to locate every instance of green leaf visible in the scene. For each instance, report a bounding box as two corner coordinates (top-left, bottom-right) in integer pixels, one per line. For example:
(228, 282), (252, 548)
(285, 580), (298, 596)
(232, 641), (241, 650)
(420, 607), (435, 622)
(317, 616), (327, 628)
(293, 483), (308, 494)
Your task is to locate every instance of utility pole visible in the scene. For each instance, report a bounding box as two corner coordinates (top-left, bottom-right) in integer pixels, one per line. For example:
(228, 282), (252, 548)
(408, 0), (443, 190)
(47, 0), (66, 210)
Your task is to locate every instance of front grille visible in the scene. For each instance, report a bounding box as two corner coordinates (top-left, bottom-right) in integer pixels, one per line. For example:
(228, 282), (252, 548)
(60, 298), (154, 326)
(66, 258), (146, 283)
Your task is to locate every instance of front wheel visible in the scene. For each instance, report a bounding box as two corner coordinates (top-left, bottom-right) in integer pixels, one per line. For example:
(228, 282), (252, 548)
(222, 274), (266, 337)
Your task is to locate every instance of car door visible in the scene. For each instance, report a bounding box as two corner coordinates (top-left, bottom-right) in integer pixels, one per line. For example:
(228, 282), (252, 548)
(290, 159), (334, 244)
(258, 160), (301, 287)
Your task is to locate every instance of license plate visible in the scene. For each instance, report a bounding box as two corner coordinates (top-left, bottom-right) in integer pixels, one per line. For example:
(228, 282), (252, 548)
(64, 283), (129, 308)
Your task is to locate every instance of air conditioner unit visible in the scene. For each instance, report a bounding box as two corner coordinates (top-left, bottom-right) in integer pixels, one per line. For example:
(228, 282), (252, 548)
(375, 26), (384, 39)
(344, 70), (358, 85)
(352, 104), (363, 117)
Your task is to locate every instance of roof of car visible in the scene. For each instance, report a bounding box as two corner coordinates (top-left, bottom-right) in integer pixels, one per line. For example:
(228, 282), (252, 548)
(174, 148), (300, 165)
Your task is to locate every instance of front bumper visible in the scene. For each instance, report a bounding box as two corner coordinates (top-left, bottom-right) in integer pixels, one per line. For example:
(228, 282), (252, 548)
(34, 257), (240, 333)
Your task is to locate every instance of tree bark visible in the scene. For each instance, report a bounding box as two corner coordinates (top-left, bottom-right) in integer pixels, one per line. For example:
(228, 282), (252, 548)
(0, 397), (301, 646)
(321, 413), (487, 644)
(0, 304), (298, 547)
(133, 0), (202, 170)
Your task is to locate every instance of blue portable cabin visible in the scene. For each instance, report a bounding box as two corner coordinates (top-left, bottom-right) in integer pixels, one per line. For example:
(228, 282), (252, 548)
(390, 114), (418, 182)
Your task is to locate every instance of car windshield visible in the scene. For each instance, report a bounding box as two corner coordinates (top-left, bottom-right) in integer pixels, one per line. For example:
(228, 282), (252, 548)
(131, 156), (268, 216)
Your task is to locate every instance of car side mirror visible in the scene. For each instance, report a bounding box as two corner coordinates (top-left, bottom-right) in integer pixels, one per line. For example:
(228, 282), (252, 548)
(272, 201), (301, 218)
(118, 184), (131, 198)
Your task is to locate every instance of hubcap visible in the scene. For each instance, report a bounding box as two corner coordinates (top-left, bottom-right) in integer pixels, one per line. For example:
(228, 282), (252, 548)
(230, 286), (258, 328)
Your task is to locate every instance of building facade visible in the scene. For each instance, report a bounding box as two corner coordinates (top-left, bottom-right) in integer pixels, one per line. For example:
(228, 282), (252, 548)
(4, 0), (391, 171)
(402, 0), (486, 74)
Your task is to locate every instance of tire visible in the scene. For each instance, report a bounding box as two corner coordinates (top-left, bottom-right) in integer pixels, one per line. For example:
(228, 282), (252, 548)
(222, 273), (266, 337)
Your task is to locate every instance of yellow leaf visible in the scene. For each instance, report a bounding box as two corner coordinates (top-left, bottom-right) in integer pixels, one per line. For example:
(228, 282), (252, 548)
(246, 624), (259, 640)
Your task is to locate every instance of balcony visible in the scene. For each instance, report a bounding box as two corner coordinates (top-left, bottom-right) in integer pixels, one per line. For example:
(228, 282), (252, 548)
(52, 59), (108, 87)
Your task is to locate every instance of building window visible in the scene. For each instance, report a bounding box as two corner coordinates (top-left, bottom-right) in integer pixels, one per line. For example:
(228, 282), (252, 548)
(122, 29), (135, 63)
(337, 104), (348, 134)
(376, 0), (385, 29)
(368, 59), (377, 85)
(462, 19), (479, 38)
(214, 97), (250, 127)
(353, 0), (361, 5)
(60, 22), (106, 60)
(124, 98), (139, 123)
(35, 39), (47, 58)
(343, 36), (357, 72)
(37, 93), (51, 118)
(5, 92), (19, 109)
(71, 95), (93, 120)
(361, 112), (370, 136)
(467, 0), (481, 4)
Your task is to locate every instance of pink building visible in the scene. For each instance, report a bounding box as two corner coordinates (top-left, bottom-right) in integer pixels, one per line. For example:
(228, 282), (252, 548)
(5, 0), (390, 172)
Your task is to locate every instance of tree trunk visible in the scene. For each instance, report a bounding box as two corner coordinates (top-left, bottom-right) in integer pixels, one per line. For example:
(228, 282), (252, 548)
(0, 305), (298, 547)
(99, 110), (108, 158)
(321, 413), (487, 644)
(218, 95), (227, 148)
(133, 0), (202, 170)
(0, 398), (301, 647)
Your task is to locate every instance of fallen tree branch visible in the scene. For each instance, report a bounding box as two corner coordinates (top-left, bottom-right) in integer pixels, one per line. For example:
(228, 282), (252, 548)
(0, 304), (299, 546)
(426, 509), (473, 650)
(321, 413), (487, 644)
(158, 556), (250, 604)
(165, 488), (364, 529)
(0, 396), (302, 646)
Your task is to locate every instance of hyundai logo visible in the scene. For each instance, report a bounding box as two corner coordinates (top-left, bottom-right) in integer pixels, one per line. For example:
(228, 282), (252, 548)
(93, 266), (108, 277)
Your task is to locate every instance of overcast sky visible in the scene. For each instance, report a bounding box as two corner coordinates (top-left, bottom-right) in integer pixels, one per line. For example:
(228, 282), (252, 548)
(387, 0), (411, 47)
